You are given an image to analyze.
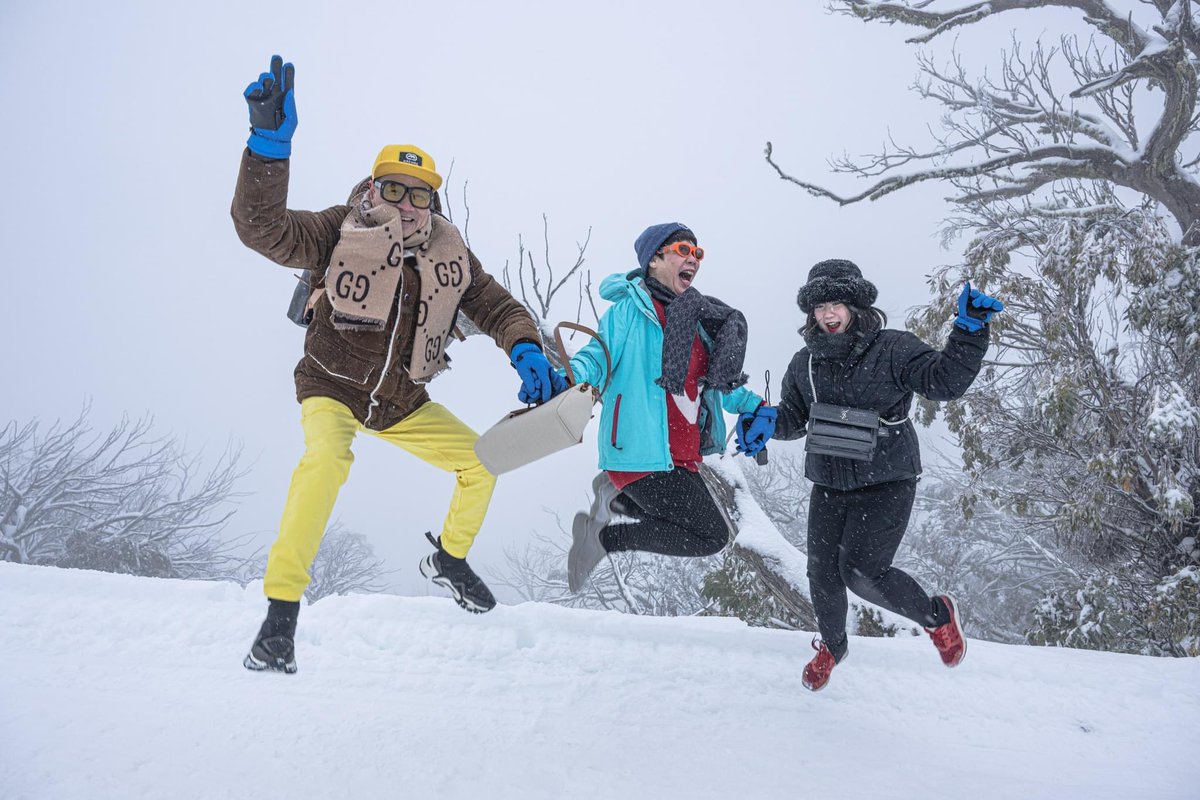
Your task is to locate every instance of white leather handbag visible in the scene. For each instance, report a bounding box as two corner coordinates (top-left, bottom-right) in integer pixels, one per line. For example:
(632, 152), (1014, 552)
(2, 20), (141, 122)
(474, 322), (611, 475)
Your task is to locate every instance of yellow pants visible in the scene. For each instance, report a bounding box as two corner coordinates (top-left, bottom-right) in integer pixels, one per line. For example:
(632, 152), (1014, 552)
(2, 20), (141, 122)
(264, 396), (496, 601)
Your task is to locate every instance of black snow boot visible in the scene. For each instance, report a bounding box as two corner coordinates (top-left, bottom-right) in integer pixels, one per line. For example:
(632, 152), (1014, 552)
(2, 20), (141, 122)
(419, 532), (496, 613)
(243, 598), (300, 674)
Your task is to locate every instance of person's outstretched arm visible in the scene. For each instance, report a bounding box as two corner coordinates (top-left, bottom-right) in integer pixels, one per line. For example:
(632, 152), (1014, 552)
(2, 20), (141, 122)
(230, 55), (348, 270)
(893, 283), (1002, 401)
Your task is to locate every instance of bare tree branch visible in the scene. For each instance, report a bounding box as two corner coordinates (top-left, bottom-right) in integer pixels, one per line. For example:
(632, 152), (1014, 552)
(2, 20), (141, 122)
(773, 0), (1200, 242)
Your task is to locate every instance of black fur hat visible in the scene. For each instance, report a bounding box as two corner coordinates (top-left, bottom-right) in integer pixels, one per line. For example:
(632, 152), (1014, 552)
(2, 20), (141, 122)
(796, 259), (878, 313)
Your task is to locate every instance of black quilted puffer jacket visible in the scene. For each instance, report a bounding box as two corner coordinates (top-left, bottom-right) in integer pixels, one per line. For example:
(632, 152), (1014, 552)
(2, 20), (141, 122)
(773, 325), (988, 490)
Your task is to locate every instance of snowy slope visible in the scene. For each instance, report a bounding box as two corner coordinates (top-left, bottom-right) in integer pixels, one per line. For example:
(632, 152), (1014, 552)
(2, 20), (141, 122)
(1, 562), (1196, 800)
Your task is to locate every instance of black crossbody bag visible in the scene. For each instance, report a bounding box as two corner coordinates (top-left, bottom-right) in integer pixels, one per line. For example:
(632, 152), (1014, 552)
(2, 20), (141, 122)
(804, 353), (885, 461)
(807, 403), (880, 460)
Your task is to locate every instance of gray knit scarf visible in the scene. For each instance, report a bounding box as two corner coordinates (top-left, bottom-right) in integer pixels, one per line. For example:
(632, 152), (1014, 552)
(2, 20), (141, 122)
(643, 276), (749, 394)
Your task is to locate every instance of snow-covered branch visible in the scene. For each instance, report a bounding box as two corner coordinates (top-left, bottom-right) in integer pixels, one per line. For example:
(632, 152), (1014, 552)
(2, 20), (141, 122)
(769, 139), (1131, 205)
(838, 0), (1152, 55)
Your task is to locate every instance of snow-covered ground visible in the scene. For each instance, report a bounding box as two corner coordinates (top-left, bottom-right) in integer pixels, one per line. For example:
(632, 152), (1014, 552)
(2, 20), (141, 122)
(2, 562), (1196, 800)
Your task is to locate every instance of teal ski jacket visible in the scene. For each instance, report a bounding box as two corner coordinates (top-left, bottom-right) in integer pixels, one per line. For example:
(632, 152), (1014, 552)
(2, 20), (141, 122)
(565, 270), (764, 472)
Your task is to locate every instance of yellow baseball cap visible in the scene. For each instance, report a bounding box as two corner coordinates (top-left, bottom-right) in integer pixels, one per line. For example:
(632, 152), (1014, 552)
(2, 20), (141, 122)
(371, 144), (442, 190)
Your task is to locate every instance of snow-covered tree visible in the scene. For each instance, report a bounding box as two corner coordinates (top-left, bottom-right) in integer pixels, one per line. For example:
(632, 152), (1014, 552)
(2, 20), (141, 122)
(304, 523), (391, 603)
(895, 463), (1074, 642)
(911, 190), (1199, 656)
(0, 408), (248, 580)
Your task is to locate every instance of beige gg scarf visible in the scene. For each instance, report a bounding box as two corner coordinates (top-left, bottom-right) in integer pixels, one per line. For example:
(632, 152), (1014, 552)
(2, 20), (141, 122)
(325, 204), (472, 381)
(327, 203), (420, 330)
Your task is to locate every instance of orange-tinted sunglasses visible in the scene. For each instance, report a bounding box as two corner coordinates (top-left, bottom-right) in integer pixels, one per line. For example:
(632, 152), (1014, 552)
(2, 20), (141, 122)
(659, 241), (705, 261)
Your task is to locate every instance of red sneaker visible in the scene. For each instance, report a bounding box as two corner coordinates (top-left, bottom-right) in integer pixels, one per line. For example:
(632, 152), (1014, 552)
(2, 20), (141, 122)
(926, 594), (967, 667)
(802, 636), (838, 692)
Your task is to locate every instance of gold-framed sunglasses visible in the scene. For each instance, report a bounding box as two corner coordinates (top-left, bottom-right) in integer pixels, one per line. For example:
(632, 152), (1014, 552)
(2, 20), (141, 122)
(373, 179), (434, 209)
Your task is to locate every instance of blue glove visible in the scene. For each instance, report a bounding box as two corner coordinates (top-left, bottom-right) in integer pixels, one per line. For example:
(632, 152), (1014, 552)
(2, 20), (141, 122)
(244, 55), (297, 159)
(736, 405), (778, 456)
(954, 281), (1004, 333)
(735, 412), (755, 453)
(510, 342), (567, 404)
(551, 369), (570, 396)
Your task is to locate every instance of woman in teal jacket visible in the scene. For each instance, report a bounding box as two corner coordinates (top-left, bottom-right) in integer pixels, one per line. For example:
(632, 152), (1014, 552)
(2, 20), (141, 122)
(563, 223), (769, 592)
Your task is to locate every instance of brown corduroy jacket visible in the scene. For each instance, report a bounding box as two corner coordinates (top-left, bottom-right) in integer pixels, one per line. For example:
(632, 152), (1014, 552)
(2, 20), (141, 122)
(231, 149), (540, 430)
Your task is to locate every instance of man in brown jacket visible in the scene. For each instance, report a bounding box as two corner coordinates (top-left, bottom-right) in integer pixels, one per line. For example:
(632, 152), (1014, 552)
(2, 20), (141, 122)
(233, 56), (562, 674)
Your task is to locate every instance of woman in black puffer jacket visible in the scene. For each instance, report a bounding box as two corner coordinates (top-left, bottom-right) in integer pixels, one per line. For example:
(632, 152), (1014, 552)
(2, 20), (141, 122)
(736, 259), (1003, 691)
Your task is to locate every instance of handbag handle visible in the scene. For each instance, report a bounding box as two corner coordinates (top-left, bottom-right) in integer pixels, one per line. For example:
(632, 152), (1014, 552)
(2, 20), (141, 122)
(555, 321), (612, 398)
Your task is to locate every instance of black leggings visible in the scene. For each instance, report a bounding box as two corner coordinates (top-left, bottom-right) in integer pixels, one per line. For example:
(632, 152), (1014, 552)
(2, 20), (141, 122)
(600, 468), (729, 557)
(807, 479), (946, 653)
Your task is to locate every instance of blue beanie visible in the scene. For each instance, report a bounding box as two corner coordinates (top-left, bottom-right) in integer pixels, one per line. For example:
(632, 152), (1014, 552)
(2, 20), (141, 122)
(634, 222), (694, 272)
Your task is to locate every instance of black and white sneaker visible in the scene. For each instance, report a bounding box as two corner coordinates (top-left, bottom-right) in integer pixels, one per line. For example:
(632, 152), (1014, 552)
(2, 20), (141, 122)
(243, 599), (300, 674)
(419, 532), (497, 613)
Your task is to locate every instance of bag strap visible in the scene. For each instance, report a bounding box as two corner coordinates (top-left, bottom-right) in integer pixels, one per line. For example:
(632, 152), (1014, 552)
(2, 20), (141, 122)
(808, 349), (909, 427)
(555, 322), (612, 398)
(807, 352), (820, 404)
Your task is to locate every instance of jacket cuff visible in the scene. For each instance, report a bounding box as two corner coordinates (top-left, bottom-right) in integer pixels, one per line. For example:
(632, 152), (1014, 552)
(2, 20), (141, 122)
(511, 338), (542, 353)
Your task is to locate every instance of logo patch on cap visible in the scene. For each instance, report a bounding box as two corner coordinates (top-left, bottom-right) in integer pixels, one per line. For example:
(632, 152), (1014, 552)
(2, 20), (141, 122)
(399, 152), (422, 166)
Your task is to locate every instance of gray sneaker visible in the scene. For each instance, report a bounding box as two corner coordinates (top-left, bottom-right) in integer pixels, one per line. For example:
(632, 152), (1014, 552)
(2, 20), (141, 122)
(568, 474), (618, 592)
(588, 472), (622, 518)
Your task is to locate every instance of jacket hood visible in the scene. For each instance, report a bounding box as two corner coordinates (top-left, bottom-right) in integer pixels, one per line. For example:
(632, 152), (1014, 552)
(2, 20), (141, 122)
(599, 270), (652, 305)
